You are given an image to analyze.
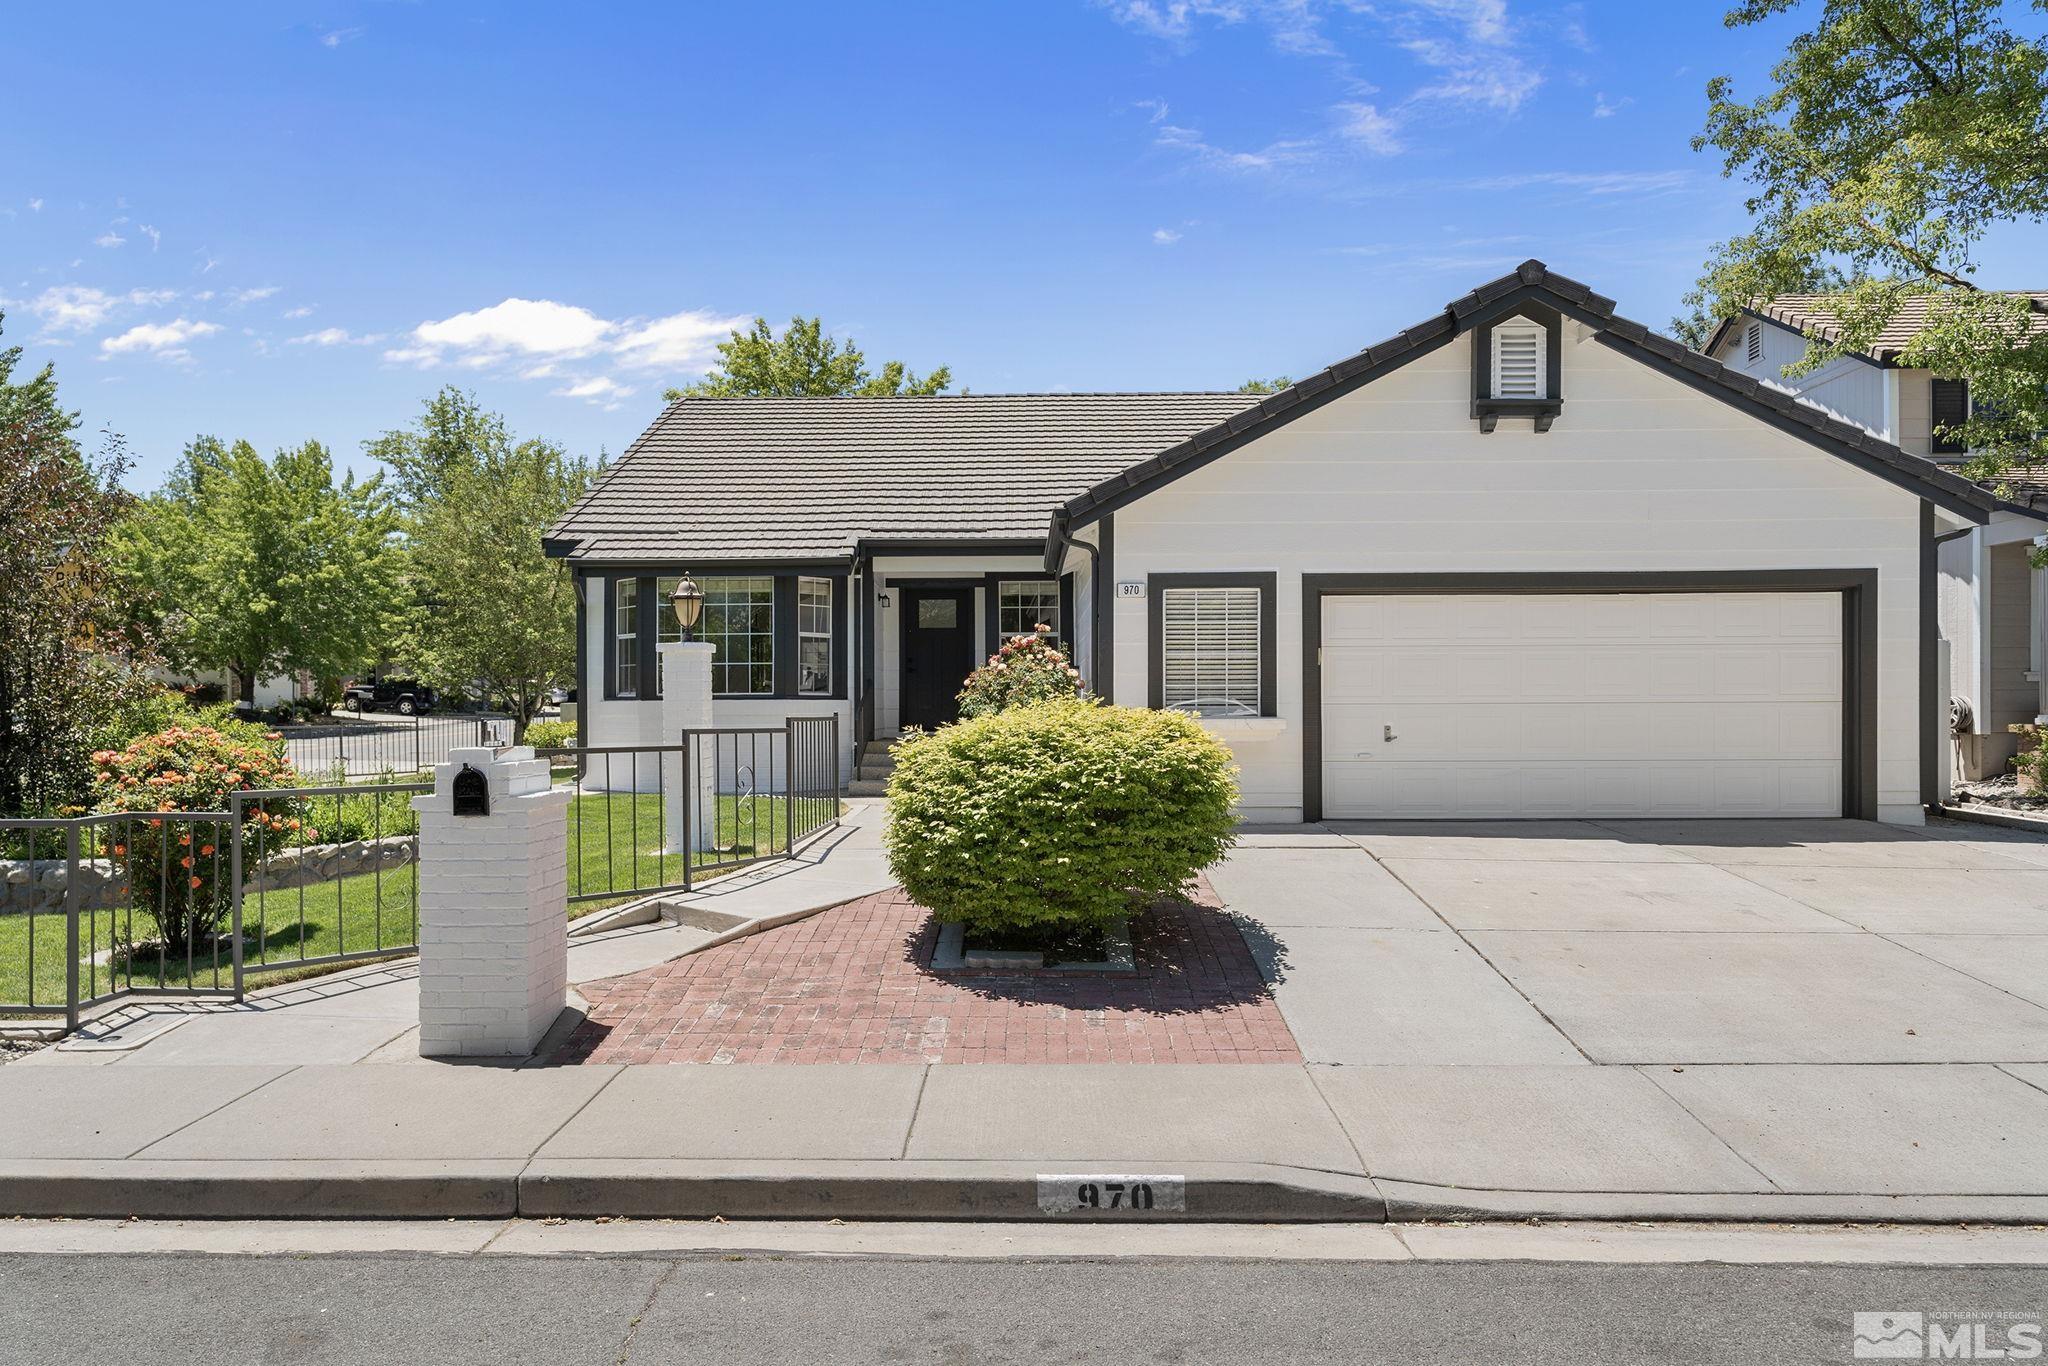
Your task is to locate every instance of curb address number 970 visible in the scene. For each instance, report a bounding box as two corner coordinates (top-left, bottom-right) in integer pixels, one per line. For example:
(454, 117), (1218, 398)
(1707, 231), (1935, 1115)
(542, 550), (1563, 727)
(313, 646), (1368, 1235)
(1037, 1174), (1187, 1215)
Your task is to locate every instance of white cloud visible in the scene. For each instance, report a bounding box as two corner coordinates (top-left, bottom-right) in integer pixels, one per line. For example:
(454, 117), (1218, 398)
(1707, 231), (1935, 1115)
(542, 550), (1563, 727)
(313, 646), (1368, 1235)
(27, 198), (42, 213)
(1098, 1), (1247, 43)
(611, 309), (747, 371)
(1592, 92), (1631, 118)
(18, 285), (177, 332)
(1333, 101), (1402, 155)
(1152, 227), (1182, 245)
(283, 305), (313, 319)
(553, 376), (637, 409)
(140, 224), (161, 250)
(94, 231), (125, 249)
(288, 327), (382, 347)
(229, 286), (280, 305)
(1154, 120), (1313, 172)
(320, 26), (363, 47)
(1459, 169), (1688, 195)
(100, 318), (219, 359)
(389, 298), (746, 379)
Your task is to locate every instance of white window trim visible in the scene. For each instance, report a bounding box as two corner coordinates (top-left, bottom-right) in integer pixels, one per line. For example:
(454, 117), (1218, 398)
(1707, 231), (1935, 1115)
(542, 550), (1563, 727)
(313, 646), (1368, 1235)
(797, 576), (832, 696)
(614, 577), (640, 698)
(702, 575), (776, 698)
(996, 578), (1061, 640)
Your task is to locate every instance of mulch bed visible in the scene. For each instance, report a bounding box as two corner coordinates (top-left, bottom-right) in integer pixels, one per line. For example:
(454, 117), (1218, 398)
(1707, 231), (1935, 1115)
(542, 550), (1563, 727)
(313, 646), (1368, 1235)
(551, 875), (1299, 1065)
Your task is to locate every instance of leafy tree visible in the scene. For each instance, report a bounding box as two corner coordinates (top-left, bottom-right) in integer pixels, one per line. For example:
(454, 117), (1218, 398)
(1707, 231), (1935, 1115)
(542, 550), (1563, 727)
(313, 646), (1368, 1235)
(1235, 376), (1294, 394)
(402, 436), (590, 738)
(362, 386), (511, 509)
(117, 439), (405, 707)
(0, 312), (159, 816)
(663, 317), (952, 400)
(1678, 0), (2048, 474)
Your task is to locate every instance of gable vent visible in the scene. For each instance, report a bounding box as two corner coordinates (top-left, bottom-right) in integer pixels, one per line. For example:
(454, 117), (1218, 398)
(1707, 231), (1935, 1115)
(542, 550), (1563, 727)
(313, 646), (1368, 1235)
(1491, 321), (1545, 400)
(1746, 322), (1763, 365)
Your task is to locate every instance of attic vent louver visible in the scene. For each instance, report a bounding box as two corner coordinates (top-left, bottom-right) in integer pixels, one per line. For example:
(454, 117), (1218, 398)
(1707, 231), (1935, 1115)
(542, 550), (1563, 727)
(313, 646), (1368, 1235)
(1746, 322), (1764, 365)
(1491, 321), (1545, 400)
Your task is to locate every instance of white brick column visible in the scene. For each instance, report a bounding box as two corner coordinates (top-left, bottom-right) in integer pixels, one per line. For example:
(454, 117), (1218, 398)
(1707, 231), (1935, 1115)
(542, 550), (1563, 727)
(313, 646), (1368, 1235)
(412, 745), (571, 1058)
(660, 641), (718, 854)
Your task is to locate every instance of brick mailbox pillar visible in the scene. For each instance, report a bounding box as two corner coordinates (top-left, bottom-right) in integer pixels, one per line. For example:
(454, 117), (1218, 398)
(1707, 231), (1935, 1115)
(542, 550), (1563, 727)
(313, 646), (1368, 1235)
(660, 641), (719, 854)
(412, 744), (571, 1058)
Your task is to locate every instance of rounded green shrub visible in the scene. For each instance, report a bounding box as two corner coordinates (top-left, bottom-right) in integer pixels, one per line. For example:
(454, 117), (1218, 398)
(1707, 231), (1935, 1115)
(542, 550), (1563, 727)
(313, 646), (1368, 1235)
(882, 699), (1239, 933)
(523, 718), (577, 749)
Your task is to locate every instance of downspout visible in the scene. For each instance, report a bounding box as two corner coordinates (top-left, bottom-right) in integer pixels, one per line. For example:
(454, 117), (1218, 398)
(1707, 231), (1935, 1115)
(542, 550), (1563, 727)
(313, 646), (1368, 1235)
(1046, 510), (1103, 692)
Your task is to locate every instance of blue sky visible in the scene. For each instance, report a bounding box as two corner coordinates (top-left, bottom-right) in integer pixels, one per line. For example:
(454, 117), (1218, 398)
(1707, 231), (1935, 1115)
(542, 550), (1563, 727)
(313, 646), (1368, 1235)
(7, 1), (2046, 491)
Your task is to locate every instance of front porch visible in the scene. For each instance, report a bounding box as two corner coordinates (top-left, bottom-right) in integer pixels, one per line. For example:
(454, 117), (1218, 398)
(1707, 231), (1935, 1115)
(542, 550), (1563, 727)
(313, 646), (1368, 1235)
(573, 547), (1089, 792)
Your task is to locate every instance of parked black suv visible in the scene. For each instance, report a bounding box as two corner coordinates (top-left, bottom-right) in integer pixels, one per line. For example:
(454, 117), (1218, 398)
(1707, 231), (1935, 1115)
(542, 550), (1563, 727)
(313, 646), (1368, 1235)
(343, 678), (437, 716)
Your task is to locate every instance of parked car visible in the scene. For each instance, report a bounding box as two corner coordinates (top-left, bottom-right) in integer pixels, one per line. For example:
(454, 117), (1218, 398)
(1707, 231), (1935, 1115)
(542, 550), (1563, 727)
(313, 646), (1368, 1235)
(343, 678), (437, 716)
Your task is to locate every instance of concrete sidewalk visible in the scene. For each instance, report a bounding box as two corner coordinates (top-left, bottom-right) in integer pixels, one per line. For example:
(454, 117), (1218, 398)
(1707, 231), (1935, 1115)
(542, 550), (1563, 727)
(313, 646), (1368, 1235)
(3, 1058), (2048, 1222)
(19, 802), (893, 1067)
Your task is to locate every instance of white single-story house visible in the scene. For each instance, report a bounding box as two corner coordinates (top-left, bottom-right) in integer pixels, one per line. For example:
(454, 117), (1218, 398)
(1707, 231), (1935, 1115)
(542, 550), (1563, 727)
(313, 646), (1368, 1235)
(545, 261), (1999, 824)
(1705, 294), (2048, 779)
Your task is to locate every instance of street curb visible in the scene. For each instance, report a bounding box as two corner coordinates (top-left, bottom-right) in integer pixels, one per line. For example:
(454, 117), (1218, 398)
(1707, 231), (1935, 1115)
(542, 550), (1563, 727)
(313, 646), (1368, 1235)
(1934, 802), (2048, 835)
(517, 1160), (1387, 1223)
(1374, 1179), (2048, 1226)
(0, 1160), (520, 1219)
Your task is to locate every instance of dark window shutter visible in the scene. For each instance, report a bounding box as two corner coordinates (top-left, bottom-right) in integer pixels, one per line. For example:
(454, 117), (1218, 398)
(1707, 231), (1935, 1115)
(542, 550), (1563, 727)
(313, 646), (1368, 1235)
(1932, 378), (1969, 454)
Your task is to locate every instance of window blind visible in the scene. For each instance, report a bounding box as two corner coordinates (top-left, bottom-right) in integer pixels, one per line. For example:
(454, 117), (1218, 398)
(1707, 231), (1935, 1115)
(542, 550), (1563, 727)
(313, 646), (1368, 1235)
(1160, 587), (1261, 716)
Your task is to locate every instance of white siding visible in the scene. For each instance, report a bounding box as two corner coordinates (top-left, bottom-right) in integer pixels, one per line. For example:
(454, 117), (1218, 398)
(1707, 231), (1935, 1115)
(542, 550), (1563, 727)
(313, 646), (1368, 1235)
(1714, 318), (1892, 440)
(1103, 328), (1930, 823)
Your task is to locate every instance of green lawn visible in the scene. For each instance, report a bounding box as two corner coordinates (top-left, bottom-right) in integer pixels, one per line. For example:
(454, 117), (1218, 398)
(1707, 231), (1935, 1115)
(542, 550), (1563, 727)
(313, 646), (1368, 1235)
(2, 791), (836, 1009)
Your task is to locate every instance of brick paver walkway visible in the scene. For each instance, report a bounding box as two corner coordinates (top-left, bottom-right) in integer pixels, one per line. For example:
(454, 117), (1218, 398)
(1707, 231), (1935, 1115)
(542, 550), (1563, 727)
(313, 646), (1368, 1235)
(554, 878), (1299, 1065)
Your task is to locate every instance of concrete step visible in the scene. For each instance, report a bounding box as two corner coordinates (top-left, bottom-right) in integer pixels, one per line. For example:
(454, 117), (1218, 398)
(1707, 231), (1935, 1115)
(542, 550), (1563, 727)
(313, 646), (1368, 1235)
(856, 760), (895, 781)
(847, 779), (890, 797)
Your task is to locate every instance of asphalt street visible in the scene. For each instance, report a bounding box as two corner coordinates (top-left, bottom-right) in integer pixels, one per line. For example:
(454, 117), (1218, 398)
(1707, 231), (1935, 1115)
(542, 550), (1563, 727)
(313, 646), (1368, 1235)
(3, 1251), (2044, 1364)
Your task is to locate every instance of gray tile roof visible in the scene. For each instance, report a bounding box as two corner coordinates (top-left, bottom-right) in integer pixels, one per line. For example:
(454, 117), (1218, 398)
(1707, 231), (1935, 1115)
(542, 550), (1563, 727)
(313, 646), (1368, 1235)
(1748, 292), (2048, 362)
(545, 392), (1259, 563)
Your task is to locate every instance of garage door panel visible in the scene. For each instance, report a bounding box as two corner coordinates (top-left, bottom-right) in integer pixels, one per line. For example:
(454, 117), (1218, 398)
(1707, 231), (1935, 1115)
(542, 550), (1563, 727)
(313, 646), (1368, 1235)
(1320, 592), (1843, 820)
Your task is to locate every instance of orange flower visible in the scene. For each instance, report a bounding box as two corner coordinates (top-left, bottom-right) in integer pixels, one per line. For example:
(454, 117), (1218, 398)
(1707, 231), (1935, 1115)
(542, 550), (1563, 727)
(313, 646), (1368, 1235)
(190, 876), (202, 889)
(111, 844), (126, 856)
(179, 833), (191, 846)
(179, 856), (193, 869)
(199, 844), (215, 856)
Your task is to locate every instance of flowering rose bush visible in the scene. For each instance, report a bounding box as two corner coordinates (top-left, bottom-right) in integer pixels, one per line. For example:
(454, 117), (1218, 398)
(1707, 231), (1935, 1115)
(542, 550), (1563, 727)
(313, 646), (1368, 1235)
(90, 722), (304, 955)
(955, 630), (1084, 720)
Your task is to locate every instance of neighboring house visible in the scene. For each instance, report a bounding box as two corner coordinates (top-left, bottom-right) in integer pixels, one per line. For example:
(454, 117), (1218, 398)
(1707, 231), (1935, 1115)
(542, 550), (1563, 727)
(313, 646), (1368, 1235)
(155, 667), (305, 711)
(1706, 295), (2048, 779)
(545, 261), (1996, 824)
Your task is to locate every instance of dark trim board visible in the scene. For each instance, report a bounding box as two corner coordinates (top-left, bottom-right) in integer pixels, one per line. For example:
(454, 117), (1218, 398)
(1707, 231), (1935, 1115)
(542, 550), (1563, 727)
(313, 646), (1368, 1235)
(1920, 502), (1938, 808)
(1147, 572), (1279, 718)
(1095, 517), (1115, 703)
(1299, 570), (1882, 824)
(979, 572), (1078, 658)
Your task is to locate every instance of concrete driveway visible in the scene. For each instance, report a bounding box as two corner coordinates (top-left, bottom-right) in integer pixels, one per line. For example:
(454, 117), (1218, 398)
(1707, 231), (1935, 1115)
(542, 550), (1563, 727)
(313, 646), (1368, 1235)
(1210, 817), (2048, 1199)
(1211, 817), (2048, 1069)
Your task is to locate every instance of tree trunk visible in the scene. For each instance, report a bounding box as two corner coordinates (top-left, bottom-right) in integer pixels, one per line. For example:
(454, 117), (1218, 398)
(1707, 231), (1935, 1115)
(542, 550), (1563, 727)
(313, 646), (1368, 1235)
(234, 666), (256, 710)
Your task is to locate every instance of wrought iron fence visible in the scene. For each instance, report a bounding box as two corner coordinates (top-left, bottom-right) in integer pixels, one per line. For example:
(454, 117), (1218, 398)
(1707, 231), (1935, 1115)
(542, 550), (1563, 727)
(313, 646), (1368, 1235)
(1, 782), (429, 1028)
(538, 713), (843, 905)
(277, 712), (513, 782)
(3, 717), (839, 1031)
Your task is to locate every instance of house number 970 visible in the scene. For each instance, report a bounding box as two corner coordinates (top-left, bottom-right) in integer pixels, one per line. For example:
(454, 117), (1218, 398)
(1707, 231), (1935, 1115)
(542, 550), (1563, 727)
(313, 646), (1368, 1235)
(1036, 1174), (1187, 1214)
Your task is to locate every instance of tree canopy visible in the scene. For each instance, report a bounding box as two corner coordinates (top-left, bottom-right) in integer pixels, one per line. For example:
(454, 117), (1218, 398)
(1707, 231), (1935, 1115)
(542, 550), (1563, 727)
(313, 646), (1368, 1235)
(116, 438), (406, 706)
(1235, 376), (1294, 394)
(664, 316), (953, 400)
(1677, 0), (2048, 475)
(370, 387), (593, 734)
(0, 313), (158, 815)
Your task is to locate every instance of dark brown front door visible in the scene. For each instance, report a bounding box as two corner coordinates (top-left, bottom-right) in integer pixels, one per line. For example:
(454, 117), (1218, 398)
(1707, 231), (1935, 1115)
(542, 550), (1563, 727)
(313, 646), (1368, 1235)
(900, 587), (976, 729)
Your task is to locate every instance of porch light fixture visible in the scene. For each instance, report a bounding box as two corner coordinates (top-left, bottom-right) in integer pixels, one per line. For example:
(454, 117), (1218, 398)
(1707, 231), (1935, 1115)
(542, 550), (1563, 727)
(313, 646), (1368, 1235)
(669, 573), (705, 641)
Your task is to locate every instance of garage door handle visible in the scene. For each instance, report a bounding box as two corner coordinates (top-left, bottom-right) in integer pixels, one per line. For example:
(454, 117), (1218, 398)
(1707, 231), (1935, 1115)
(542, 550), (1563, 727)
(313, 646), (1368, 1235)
(1384, 725), (1397, 743)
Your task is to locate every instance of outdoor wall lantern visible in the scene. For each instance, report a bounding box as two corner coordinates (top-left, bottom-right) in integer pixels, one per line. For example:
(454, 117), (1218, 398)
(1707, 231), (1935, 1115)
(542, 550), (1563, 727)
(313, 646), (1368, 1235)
(452, 764), (491, 817)
(670, 573), (705, 641)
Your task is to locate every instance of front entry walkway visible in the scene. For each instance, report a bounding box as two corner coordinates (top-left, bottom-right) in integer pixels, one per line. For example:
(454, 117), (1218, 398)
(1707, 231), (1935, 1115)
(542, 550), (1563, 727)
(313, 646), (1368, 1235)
(554, 880), (1297, 1065)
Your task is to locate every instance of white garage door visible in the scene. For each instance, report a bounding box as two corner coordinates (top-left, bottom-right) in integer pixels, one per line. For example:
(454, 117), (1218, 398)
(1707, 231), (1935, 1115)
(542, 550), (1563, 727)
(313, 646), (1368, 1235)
(1321, 592), (1843, 819)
